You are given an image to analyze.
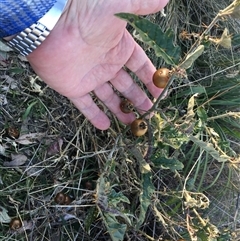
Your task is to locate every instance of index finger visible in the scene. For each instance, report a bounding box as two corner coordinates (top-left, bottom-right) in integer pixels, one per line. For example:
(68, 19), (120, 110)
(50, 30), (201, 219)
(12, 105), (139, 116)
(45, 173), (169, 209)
(125, 38), (164, 98)
(70, 94), (111, 130)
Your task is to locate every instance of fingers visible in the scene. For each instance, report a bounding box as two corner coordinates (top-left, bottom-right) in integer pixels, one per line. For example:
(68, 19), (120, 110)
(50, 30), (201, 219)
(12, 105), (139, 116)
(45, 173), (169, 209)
(71, 67), (155, 130)
(94, 68), (155, 126)
(70, 94), (111, 130)
(124, 35), (164, 98)
(70, 79), (142, 130)
(110, 69), (153, 114)
(94, 82), (136, 124)
(70, 63), (158, 130)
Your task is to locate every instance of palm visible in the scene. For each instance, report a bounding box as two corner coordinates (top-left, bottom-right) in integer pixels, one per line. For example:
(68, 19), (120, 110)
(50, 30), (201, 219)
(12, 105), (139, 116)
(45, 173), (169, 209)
(27, 0), (168, 129)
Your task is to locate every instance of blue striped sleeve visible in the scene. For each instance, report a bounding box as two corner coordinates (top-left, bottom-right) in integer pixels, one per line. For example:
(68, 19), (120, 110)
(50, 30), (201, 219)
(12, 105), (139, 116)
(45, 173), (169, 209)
(0, 0), (57, 38)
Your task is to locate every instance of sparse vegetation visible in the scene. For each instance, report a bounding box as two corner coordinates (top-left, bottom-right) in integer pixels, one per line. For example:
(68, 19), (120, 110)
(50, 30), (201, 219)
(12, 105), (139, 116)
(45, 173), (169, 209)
(0, 0), (240, 240)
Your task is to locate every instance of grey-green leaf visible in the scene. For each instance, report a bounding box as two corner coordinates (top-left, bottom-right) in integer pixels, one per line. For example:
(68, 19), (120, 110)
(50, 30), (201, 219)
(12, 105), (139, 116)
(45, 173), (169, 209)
(152, 157), (184, 172)
(189, 135), (231, 162)
(136, 172), (155, 229)
(115, 12), (180, 66)
(103, 213), (127, 241)
(179, 45), (204, 69)
(0, 206), (11, 223)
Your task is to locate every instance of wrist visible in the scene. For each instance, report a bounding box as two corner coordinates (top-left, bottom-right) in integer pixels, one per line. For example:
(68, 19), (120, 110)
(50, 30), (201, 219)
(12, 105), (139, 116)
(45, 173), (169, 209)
(6, 0), (69, 56)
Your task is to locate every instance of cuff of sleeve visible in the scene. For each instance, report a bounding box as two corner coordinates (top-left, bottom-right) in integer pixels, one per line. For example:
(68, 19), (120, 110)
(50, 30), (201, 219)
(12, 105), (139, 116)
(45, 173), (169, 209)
(0, 0), (57, 38)
(6, 0), (69, 56)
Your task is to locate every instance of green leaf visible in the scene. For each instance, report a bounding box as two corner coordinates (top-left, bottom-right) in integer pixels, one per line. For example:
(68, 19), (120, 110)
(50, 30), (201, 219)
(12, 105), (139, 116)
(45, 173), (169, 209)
(232, 33), (240, 45)
(197, 107), (208, 122)
(0, 206), (11, 223)
(22, 100), (38, 120)
(103, 213), (127, 241)
(9, 67), (25, 74)
(136, 172), (155, 229)
(108, 189), (130, 206)
(152, 157), (184, 172)
(189, 135), (231, 162)
(96, 174), (132, 238)
(161, 126), (189, 149)
(217, 231), (232, 241)
(84, 206), (98, 234)
(221, 121), (240, 139)
(115, 13), (180, 65)
(170, 85), (206, 98)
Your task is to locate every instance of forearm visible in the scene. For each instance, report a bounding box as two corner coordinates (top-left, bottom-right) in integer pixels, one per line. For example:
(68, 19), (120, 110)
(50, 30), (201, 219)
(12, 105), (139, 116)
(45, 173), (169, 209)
(0, 0), (57, 38)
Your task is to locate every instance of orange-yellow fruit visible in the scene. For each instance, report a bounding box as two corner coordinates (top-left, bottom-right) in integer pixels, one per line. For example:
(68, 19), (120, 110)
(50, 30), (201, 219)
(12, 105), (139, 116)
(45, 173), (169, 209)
(54, 192), (66, 205)
(9, 218), (22, 230)
(120, 99), (134, 113)
(130, 119), (148, 137)
(152, 67), (170, 88)
(64, 195), (72, 205)
(7, 127), (20, 139)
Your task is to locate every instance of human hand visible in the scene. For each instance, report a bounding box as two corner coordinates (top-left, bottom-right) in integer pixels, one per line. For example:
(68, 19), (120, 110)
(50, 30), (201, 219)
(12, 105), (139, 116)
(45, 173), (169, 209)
(27, 0), (169, 130)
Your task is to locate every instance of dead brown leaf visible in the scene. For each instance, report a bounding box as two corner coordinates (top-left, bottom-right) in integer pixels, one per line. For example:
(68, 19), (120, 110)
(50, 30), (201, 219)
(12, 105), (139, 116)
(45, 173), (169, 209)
(3, 153), (28, 167)
(47, 138), (63, 156)
(15, 132), (45, 145)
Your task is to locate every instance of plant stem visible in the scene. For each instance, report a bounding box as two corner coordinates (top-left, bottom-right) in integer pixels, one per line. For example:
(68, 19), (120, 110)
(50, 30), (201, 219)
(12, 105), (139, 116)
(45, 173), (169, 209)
(188, 14), (220, 55)
(207, 112), (240, 121)
(141, 74), (176, 120)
